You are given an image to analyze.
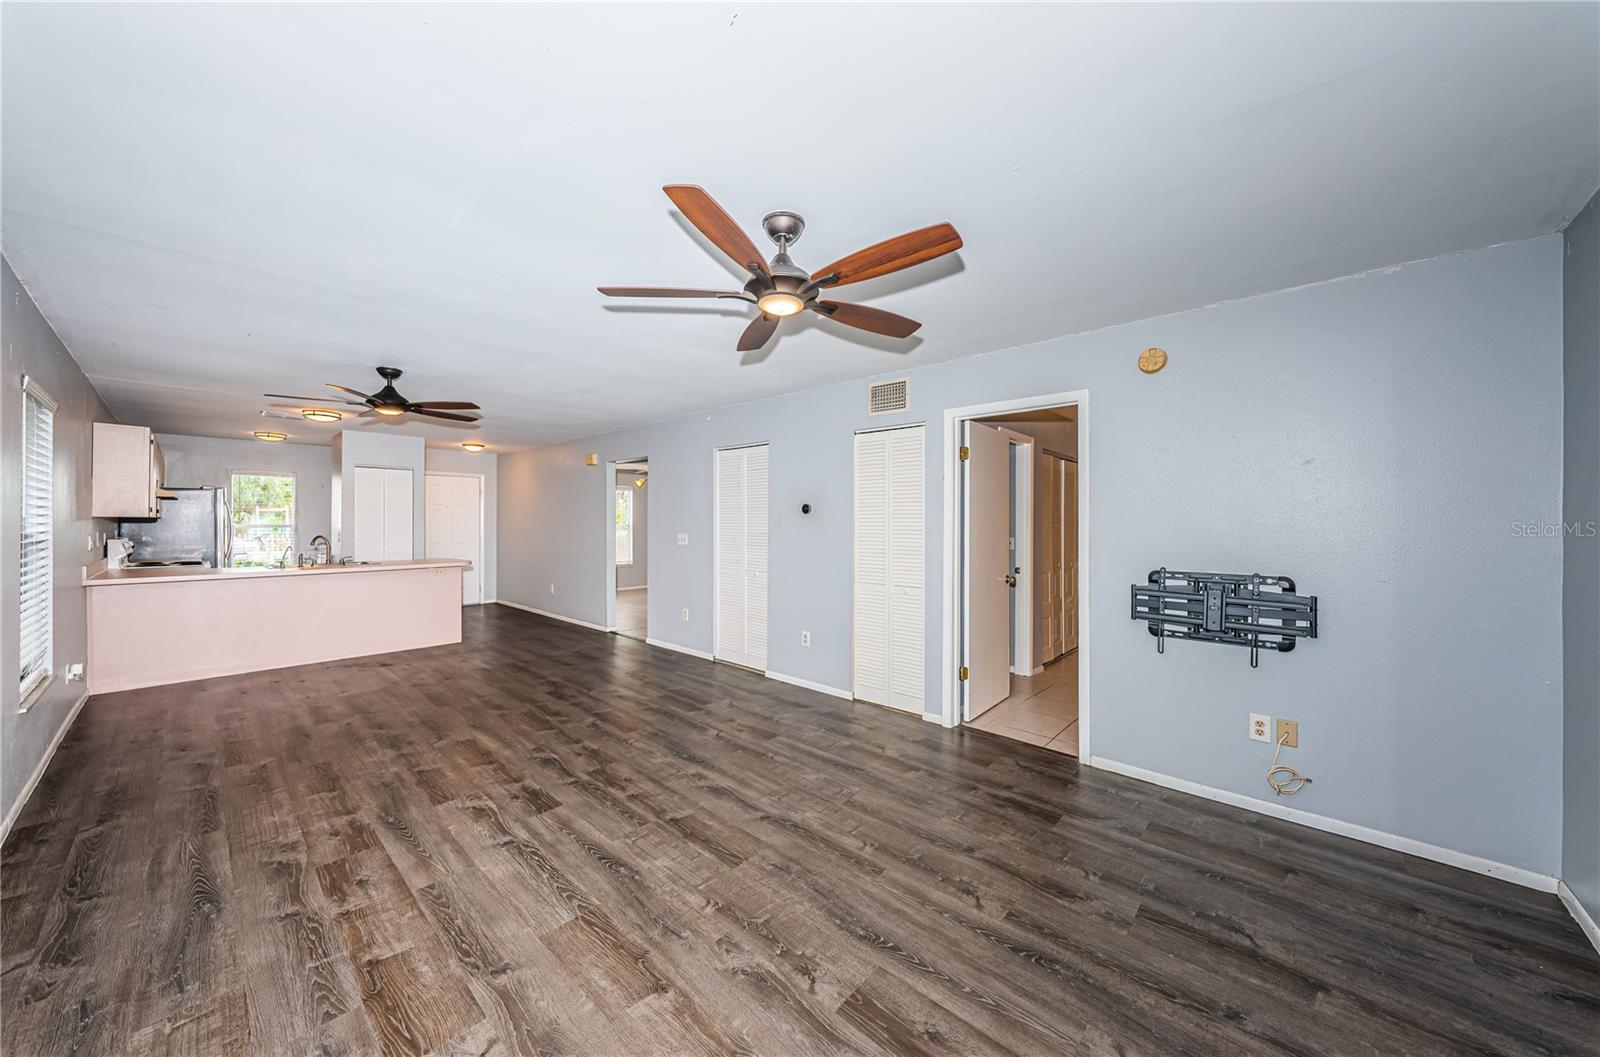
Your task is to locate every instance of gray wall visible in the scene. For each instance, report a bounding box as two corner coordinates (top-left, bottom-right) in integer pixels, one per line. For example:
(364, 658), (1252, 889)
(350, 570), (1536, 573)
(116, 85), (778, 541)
(1563, 191), (1599, 924)
(1, 258), (117, 828)
(499, 235), (1567, 877)
(615, 470), (648, 591)
(156, 434), (334, 552)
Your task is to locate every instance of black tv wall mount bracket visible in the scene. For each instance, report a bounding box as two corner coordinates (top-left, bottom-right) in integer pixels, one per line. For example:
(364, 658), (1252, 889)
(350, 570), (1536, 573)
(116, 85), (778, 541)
(1131, 569), (1318, 668)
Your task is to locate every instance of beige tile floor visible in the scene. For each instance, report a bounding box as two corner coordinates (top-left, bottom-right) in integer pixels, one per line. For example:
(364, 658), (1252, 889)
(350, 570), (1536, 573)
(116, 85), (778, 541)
(965, 652), (1078, 756)
(614, 587), (647, 640)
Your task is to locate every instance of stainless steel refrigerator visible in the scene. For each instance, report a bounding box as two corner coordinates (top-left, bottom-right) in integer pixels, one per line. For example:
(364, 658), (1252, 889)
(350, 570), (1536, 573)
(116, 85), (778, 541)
(118, 486), (232, 567)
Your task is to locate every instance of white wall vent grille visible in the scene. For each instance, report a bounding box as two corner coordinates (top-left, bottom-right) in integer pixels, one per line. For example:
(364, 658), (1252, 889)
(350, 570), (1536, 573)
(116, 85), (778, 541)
(868, 378), (909, 416)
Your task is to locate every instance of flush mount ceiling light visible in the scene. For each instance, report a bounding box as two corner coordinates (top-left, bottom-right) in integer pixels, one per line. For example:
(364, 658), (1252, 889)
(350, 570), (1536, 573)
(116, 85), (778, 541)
(461, 442), (487, 453)
(252, 431), (288, 442)
(300, 407), (343, 423)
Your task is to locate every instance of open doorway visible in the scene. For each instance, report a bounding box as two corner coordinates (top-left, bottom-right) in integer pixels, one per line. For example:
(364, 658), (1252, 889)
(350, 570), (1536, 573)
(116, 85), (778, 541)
(948, 397), (1083, 756)
(614, 459), (648, 640)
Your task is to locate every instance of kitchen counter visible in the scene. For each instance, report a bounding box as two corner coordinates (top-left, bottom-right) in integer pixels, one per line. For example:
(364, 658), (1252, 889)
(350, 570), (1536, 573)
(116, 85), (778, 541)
(84, 557), (471, 693)
(85, 557), (469, 586)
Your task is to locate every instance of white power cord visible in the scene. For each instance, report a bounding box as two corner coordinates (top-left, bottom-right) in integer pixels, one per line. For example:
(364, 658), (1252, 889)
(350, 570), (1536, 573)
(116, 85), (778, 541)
(1266, 730), (1312, 796)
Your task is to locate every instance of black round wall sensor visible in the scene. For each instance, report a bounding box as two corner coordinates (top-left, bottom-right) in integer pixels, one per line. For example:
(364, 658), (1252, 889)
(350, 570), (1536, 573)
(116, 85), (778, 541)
(801, 503), (812, 515)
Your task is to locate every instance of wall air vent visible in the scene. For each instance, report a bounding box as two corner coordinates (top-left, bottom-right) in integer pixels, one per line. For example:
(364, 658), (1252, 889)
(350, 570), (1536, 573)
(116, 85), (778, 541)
(868, 378), (909, 416)
(259, 408), (300, 420)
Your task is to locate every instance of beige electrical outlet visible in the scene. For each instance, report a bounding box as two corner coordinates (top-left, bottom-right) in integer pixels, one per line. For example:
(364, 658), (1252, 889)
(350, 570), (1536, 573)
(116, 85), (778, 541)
(1275, 719), (1299, 748)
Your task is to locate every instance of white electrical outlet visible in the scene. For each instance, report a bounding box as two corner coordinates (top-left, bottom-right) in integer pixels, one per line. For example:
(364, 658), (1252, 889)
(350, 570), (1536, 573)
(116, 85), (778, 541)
(1249, 713), (1272, 742)
(681, 607), (689, 622)
(676, 533), (689, 546)
(801, 630), (811, 647)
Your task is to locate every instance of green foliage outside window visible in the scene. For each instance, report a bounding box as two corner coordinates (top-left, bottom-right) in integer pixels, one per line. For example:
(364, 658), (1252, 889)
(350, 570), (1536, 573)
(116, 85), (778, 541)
(231, 473), (295, 568)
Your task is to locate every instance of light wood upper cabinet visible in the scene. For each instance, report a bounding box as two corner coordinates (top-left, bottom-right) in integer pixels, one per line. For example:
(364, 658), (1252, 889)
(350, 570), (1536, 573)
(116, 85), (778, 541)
(92, 423), (169, 519)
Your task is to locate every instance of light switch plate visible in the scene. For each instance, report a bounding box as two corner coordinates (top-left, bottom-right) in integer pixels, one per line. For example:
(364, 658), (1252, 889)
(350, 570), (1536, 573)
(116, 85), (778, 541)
(681, 608), (689, 622)
(676, 533), (689, 546)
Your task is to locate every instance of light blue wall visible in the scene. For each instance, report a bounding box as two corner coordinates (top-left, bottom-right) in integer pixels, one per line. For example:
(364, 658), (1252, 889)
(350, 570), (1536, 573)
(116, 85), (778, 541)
(499, 236), (1566, 876)
(1, 258), (117, 827)
(1563, 191), (1600, 924)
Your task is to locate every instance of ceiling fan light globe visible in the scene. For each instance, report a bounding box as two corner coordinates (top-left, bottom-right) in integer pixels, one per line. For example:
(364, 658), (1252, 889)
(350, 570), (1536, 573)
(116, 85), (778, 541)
(757, 292), (805, 317)
(374, 405), (405, 416)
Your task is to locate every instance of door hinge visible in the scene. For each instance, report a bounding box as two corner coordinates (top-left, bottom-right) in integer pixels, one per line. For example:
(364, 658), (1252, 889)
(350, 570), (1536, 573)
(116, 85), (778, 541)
(959, 665), (969, 681)
(959, 446), (970, 461)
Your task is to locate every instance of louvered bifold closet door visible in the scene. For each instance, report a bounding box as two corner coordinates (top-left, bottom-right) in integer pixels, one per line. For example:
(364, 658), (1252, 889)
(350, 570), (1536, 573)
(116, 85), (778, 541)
(715, 448), (747, 663)
(715, 444), (768, 672)
(853, 432), (891, 705)
(1037, 453), (1060, 662)
(741, 446), (769, 671)
(885, 426), (925, 712)
(20, 384), (55, 696)
(853, 425), (924, 712)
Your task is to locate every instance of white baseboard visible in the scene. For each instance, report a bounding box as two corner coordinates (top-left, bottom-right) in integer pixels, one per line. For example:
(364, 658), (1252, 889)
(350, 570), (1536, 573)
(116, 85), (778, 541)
(1088, 756), (1559, 894)
(645, 637), (714, 661)
(1, 690), (90, 845)
(766, 671), (853, 700)
(1558, 881), (1600, 956)
(495, 600), (612, 633)
(616, 585), (647, 592)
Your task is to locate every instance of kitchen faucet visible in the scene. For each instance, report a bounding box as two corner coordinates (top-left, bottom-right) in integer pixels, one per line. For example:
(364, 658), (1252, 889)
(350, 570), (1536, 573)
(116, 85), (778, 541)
(309, 534), (331, 565)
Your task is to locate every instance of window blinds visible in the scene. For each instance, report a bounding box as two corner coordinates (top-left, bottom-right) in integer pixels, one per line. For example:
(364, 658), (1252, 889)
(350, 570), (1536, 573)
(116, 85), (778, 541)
(20, 378), (55, 700)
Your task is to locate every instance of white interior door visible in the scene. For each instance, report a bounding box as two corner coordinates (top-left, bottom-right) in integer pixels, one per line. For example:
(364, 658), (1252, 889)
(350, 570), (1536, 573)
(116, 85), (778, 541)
(714, 445), (768, 671)
(426, 473), (482, 604)
(853, 425), (925, 713)
(963, 423), (1012, 720)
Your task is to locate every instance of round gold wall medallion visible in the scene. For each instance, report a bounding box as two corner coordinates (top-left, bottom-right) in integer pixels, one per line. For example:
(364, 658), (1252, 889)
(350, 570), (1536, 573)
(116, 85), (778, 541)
(1138, 347), (1168, 374)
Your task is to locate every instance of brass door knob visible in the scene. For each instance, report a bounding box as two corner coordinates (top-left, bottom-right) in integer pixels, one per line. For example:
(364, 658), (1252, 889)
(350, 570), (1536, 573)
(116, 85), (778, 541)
(1003, 574), (1017, 587)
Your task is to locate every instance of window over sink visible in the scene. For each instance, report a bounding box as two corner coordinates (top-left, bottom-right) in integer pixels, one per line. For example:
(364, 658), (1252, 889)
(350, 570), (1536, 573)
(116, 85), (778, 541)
(230, 472), (295, 568)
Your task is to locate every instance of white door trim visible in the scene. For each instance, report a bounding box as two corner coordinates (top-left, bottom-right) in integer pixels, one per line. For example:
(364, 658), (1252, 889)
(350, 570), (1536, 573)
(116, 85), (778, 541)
(941, 390), (1089, 762)
(425, 470), (486, 604)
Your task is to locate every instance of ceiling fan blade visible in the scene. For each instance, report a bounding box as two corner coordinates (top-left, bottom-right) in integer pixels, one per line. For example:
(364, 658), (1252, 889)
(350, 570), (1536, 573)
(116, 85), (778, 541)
(598, 286), (745, 299)
(410, 408), (480, 422)
(326, 383), (374, 399)
(663, 185), (772, 278)
(264, 393), (366, 405)
(811, 222), (963, 288)
(813, 300), (922, 339)
(407, 401), (480, 410)
(736, 313), (780, 352)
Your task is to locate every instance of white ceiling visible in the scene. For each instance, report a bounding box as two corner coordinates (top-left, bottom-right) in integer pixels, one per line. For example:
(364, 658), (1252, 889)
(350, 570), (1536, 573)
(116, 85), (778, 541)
(3, 3), (1596, 450)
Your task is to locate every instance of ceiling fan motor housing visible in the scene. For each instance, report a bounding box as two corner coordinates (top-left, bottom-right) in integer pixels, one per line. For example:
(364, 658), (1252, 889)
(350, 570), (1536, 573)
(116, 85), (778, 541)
(761, 210), (805, 247)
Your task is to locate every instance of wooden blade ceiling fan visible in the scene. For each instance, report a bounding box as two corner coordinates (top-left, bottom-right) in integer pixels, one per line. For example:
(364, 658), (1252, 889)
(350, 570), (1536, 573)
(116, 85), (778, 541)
(266, 367), (481, 422)
(599, 185), (962, 353)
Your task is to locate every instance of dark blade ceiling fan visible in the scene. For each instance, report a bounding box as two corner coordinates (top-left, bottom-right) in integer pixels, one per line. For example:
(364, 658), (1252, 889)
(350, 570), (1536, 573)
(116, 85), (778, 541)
(266, 366), (481, 422)
(599, 185), (962, 354)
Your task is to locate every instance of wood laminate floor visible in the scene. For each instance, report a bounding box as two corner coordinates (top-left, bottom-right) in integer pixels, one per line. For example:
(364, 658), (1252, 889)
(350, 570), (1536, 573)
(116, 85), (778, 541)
(3, 606), (1595, 1056)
